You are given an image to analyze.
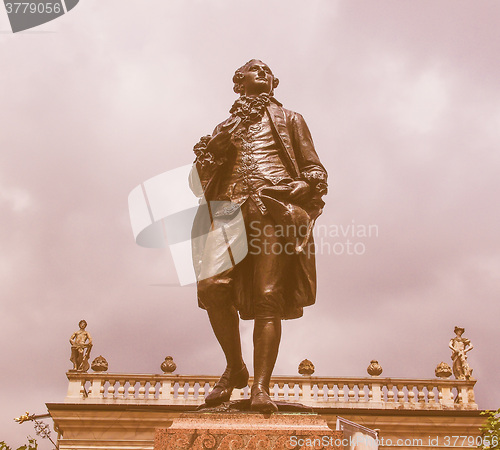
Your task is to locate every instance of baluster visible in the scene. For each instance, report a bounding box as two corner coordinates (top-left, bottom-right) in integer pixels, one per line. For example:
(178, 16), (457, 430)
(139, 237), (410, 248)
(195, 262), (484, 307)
(117, 380), (126, 399)
(198, 380), (205, 399)
(348, 383), (355, 402)
(368, 384), (373, 401)
(387, 384), (395, 402)
(107, 379), (116, 398)
(178, 382), (185, 400)
(128, 380), (136, 399)
(148, 380), (157, 399)
(313, 382), (321, 402)
(427, 385), (436, 404)
(321, 382), (328, 401)
(270, 381), (277, 399)
(417, 384), (425, 403)
(288, 382), (297, 401)
(187, 381), (195, 401)
(278, 382), (285, 401)
(138, 380), (146, 399)
(327, 383), (335, 402)
(397, 384), (405, 403)
(358, 383), (366, 402)
(338, 383), (345, 402)
(407, 384), (416, 403)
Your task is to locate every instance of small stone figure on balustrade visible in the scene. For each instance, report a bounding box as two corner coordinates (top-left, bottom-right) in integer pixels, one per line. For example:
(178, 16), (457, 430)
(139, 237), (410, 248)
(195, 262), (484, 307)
(449, 326), (473, 380)
(69, 319), (93, 372)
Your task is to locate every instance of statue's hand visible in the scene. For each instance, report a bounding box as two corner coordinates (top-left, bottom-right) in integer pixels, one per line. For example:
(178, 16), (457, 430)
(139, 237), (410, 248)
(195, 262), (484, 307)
(289, 180), (310, 200)
(207, 132), (230, 156)
(207, 121), (237, 157)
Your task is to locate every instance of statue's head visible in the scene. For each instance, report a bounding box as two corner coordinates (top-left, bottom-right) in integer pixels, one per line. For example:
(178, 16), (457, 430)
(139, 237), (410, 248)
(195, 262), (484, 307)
(233, 59), (279, 96)
(454, 326), (465, 335)
(79, 319), (87, 329)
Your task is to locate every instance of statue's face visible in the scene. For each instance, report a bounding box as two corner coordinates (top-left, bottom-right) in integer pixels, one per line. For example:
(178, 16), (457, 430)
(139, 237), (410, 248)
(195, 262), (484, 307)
(240, 60), (274, 96)
(79, 320), (87, 329)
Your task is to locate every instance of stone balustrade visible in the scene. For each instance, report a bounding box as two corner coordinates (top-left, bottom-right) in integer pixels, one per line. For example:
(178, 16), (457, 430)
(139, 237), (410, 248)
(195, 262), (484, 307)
(65, 372), (477, 410)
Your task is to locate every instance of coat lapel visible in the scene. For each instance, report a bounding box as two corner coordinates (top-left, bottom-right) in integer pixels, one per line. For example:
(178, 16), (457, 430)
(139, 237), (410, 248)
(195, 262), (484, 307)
(266, 101), (300, 178)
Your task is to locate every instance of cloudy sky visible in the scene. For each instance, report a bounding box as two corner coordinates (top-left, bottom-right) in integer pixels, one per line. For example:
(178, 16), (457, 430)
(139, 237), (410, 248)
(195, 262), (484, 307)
(1, 0), (499, 446)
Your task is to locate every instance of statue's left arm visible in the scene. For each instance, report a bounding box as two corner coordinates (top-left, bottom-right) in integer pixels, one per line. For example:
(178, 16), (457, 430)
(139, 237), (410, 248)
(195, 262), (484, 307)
(86, 332), (93, 347)
(464, 339), (474, 353)
(288, 112), (328, 219)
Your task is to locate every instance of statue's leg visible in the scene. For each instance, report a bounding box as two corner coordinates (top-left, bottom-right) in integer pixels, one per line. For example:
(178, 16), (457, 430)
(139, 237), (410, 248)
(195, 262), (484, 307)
(207, 305), (245, 373)
(198, 274), (248, 405)
(204, 306), (249, 405)
(76, 347), (85, 370)
(248, 204), (287, 413)
(251, 318), (281, 413)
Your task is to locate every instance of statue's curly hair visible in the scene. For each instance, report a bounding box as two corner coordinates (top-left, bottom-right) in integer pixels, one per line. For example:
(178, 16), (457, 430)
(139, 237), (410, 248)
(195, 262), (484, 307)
(232, 60), (279, 95)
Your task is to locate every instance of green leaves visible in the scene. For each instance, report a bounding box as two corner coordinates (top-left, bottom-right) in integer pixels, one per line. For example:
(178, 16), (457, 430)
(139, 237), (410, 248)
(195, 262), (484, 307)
(480, 408), (500, 449)
(0, 437), (37, 450)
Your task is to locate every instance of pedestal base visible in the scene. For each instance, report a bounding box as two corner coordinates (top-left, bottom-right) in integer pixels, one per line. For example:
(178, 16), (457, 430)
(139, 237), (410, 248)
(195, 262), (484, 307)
(155, 412), (343, 449)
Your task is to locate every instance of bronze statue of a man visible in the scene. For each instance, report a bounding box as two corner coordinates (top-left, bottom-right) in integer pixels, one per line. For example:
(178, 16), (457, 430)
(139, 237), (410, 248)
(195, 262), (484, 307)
(191, 59), (327, 412)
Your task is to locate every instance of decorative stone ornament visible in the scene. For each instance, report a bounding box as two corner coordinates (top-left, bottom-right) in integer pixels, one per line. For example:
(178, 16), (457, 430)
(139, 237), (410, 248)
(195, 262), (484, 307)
(91, 355), (108, 372)
(161, 356), (177, 373)
(435, 362), (452, 378)
(298, 359), (315, 376)
(367, 360), (383, 376)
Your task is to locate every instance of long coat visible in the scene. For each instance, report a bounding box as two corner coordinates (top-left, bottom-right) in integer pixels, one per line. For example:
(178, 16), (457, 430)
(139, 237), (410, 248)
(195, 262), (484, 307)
(191, 97), (328, 319)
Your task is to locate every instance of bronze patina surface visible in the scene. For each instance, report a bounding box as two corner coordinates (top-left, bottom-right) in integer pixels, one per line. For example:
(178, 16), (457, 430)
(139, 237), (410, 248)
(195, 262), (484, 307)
(191, 60), (328, 413)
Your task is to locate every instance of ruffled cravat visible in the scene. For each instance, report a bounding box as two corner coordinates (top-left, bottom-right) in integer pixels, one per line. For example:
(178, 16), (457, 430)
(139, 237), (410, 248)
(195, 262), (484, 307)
(229, 93), (271, 125)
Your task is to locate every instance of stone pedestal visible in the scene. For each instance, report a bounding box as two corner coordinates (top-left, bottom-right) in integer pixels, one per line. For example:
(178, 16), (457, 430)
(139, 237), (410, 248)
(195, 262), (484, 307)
(154, 412), (343, 449)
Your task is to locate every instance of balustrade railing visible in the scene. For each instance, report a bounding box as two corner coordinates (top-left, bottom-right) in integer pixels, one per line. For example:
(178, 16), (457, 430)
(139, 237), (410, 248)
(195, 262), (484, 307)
(65, 372), (477, 410)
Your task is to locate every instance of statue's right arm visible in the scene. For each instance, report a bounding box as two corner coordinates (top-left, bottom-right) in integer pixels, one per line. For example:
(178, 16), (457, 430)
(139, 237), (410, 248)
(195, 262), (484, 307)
(190, 134), (215, 197)
(190, 119), (234, 197)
